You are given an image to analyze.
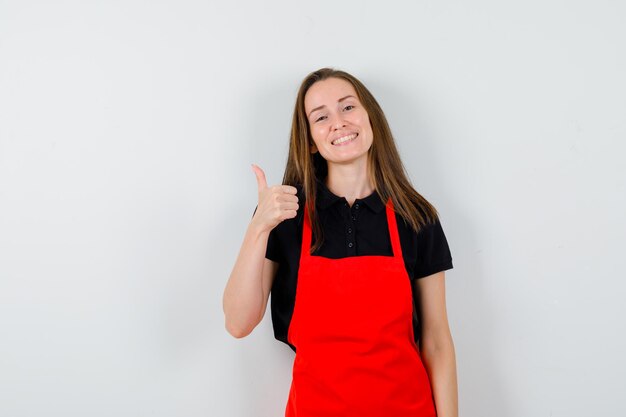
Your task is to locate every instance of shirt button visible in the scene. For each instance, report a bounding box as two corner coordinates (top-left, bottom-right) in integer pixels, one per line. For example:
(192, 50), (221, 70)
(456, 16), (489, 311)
(355, 203), (360, 209)
(347, 228), (352, 234)
(351, 215), (356, 221)
(348, 242), (353, 248)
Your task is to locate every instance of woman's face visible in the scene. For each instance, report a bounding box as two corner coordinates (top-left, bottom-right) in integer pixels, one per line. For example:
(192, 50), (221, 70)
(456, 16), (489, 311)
(304, 77), (374, 167)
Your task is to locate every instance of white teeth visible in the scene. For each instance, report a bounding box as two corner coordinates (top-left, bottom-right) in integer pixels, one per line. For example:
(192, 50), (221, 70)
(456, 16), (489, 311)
(332, 134), (357, 145)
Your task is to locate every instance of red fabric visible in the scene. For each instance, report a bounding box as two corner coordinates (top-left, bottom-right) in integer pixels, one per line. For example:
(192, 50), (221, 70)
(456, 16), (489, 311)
(285, 198), (437, 417)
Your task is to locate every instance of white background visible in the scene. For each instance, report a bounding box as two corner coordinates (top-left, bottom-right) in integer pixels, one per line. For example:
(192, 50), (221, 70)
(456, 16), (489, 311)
(1, 1), (624, 416)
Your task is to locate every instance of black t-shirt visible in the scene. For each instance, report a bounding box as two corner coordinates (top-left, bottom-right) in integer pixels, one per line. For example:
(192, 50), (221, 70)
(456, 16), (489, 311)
(254, 179), (453, 352)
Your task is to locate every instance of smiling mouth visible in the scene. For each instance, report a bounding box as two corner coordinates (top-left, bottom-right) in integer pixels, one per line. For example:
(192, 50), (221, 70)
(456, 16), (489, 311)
(332, 133), (358, 146)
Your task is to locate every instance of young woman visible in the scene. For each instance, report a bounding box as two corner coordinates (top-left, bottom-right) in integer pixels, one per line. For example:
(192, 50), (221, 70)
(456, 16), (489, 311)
(223, 68), (458, 417)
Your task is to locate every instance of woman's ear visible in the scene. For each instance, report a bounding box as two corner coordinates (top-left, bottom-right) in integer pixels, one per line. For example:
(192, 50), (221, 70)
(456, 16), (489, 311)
(310, 142), (318, 154)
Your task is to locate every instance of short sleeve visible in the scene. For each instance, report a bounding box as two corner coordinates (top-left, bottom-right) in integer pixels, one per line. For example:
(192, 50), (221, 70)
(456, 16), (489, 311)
(413, 218), (453, 279)
(252, 205), (281, 263)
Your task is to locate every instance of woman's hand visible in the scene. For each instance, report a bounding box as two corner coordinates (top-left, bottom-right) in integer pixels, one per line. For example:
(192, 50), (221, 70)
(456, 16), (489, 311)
(250, 164), (299, 234)
(223, 164), (291, 338)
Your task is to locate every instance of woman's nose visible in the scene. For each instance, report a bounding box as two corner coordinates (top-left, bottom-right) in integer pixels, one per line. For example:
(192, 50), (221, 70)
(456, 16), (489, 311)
(330, 113), (345, 130)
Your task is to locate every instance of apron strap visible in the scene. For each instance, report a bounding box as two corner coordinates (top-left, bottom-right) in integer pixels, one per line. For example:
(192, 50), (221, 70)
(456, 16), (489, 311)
(384, 198), (404, 261)
(301, 202), (314, 259)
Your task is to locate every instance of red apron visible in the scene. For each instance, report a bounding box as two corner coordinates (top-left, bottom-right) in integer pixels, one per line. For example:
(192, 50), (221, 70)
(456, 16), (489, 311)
(286, 198), (437, 417)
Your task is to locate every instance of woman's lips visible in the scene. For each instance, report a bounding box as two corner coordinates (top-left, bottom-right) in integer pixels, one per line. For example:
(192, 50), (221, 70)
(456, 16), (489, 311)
(332, 133), (358, 146)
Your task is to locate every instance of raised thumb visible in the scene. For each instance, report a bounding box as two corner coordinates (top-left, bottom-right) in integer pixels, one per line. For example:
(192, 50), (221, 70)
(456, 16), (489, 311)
(251, 163), (268, 192)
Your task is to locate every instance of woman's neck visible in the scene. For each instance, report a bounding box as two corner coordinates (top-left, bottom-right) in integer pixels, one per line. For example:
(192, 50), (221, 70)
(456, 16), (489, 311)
(325, 161), (374, 207)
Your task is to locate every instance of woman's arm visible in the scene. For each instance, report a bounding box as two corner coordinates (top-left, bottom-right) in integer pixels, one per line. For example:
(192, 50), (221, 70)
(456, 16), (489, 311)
(222, 224), (278, 338)
(414, 271), (458, 417)
(222, 164), (298, 338)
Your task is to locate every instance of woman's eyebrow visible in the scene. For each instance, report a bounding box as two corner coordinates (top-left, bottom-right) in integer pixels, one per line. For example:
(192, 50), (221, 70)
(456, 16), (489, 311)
(308, 95), (356, 117)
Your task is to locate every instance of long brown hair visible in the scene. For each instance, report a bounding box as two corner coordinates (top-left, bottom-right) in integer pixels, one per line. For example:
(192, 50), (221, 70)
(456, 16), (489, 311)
(282, 67), (440, 254)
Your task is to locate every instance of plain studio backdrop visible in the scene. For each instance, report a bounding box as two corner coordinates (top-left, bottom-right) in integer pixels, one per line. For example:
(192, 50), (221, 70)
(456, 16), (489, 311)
(1, 1), (624, 416)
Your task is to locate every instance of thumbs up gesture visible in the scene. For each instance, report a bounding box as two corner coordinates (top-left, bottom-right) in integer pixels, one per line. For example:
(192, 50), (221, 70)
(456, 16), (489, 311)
(250, 164), (299, 233)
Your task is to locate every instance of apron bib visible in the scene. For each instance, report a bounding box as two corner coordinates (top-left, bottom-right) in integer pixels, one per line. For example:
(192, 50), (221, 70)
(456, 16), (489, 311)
(285, 198), (437, 417)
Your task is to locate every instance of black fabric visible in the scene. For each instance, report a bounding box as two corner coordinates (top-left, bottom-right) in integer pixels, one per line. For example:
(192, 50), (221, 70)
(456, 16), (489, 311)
(253, 178), (453, 352)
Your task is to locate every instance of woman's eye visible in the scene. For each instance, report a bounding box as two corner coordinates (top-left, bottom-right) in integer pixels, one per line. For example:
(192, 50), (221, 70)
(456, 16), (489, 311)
(343, 105), (354, 111)
(315, 115), (327, 122)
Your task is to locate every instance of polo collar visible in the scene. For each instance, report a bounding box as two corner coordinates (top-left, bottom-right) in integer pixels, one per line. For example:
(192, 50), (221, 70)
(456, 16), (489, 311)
(315, 177), (386, 213)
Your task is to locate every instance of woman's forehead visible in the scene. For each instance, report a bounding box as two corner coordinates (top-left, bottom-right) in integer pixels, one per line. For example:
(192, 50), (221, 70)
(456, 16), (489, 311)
(304, 78), (358, 112)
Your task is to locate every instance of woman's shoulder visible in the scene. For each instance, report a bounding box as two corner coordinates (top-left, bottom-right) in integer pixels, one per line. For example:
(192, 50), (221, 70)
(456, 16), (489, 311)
(411, 191), (444, 223)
